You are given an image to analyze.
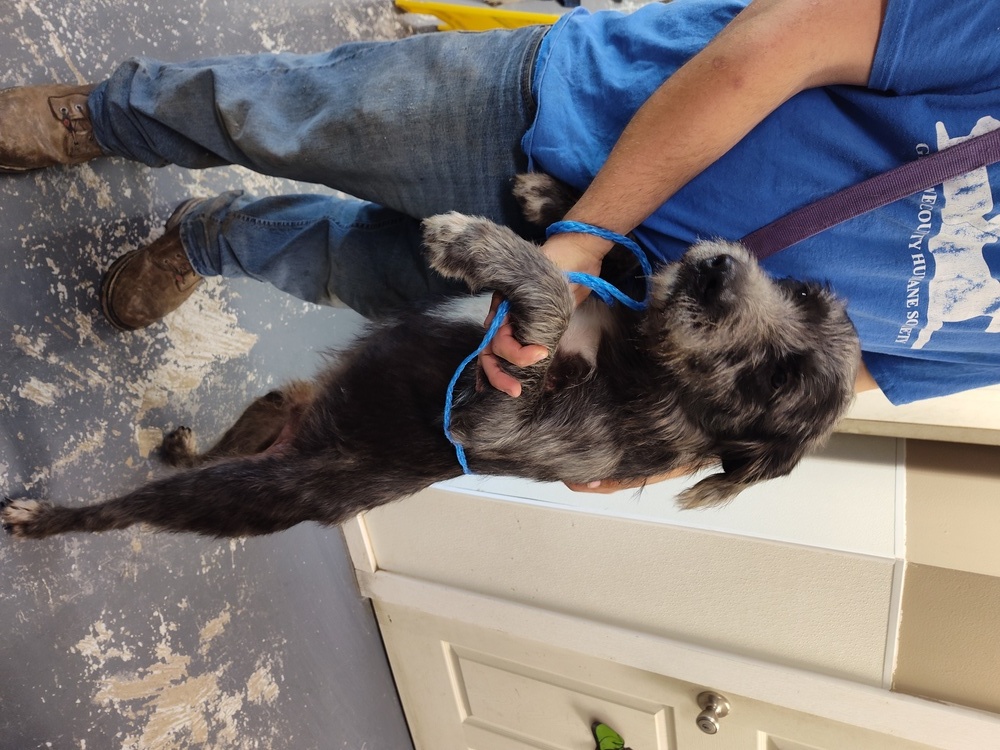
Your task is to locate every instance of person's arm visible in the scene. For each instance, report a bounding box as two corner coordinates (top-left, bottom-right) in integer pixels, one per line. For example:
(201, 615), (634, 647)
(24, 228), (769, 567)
(562, 466), (693, 495)
(854, 360), (879, 393)
(482, 0), (889, 396)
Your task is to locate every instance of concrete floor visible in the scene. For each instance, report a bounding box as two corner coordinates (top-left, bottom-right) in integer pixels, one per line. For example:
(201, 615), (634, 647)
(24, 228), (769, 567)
(0, 1), (414, 748)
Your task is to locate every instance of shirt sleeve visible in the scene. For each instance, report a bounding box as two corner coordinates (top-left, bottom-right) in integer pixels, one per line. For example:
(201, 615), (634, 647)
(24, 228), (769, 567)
(870, 0), (1000, 95)
(863, 351), (1000, 405)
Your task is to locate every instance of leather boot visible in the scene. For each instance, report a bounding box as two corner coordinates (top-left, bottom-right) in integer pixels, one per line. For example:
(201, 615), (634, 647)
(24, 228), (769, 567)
(100, 200), (205, 331)
(0, 84), (104, 172)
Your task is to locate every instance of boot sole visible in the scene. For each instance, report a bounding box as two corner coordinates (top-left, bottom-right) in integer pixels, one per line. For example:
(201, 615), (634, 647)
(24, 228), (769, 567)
(0, 162), (94, 174)
(99, 248), (142, 331)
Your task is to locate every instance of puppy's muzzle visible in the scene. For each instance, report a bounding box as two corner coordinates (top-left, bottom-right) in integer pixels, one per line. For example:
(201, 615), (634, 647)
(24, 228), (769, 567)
(693, 254), (737, 305)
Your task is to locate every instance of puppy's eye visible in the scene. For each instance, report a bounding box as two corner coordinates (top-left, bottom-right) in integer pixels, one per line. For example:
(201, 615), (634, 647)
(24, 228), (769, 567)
(780, 279), (815, 302)
(770, 368), (788, 391)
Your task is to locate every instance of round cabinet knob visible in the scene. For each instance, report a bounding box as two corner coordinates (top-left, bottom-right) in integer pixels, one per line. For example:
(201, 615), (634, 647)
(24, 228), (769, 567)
(696, 691), (731, 735)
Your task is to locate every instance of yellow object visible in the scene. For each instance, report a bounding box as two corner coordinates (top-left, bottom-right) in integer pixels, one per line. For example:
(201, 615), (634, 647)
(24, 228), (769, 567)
(395, 0), (560, 30)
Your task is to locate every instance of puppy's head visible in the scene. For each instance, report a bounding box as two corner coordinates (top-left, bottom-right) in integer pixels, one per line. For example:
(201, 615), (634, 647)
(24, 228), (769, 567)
(644, 241), (860, 509)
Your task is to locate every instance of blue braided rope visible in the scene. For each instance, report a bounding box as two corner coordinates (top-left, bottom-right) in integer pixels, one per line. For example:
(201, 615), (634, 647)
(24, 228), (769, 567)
(547, 219), (655, 283)
(564, 271), (646, 311)
(443, 298), (511, 474)
(443, 221), (653, 474)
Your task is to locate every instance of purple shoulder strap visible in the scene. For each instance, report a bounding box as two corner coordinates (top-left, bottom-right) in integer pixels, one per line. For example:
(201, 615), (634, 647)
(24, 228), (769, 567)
(739, 126), (1000, 260)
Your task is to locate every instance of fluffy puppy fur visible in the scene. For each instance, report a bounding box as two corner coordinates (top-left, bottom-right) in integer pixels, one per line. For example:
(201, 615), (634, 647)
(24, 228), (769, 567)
(1, 175), (860, 539)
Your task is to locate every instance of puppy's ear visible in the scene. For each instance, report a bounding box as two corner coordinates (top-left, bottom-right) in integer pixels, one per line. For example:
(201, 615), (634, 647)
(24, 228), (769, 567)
(676, 441), (806, 510)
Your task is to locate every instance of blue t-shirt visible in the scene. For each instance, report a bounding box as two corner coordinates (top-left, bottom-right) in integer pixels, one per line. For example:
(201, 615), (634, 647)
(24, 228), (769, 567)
(523, 0), (1000, 405)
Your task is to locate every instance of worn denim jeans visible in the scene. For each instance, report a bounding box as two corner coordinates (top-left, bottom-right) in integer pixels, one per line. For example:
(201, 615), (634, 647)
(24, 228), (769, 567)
(87, 25), (548, 317)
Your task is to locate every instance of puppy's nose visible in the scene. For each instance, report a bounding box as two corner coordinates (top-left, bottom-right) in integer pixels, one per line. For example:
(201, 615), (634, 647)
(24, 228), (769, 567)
(695, 254), (736, 301)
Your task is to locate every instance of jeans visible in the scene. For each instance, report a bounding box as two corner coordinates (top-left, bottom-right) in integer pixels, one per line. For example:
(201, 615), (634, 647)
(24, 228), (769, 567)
(87, 25), (548, 318)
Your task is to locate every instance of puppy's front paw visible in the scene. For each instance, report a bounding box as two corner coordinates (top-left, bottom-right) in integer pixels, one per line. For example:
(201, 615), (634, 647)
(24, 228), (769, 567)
(424, 213), (539, 293)
(1, 498), (56, 539)
(422, 212), (484, 281)
(160, 426), (196, 466)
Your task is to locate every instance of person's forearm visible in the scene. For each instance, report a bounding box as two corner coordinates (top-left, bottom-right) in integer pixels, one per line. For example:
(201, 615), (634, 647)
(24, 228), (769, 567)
(563, 0), (888, 241)
(855, 360), (879, 393)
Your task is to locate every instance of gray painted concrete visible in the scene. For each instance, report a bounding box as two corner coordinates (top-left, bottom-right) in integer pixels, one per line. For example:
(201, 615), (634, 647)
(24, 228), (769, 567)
(0, 1), (414, 748)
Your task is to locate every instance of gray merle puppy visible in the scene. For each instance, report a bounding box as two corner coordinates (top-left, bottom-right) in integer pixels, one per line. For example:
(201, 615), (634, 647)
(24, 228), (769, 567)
(1, 174), (860, 539)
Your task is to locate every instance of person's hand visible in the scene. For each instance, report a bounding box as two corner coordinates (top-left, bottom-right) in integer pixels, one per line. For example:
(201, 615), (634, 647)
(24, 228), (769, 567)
(479, 232), (609, 396)
(563, 465), (699, 493)
(478, 295), (549, 397)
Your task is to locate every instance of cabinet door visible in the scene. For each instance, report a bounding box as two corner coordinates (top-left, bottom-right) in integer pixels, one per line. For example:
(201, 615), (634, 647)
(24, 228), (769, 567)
(374, 602), (937, 750)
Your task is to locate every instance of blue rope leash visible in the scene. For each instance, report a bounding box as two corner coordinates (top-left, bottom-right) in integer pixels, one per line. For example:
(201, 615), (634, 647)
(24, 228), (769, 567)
(443, 222), (653, 474)
(547, 220), (655, 290)
(551, 220), (653, 310)
(443, 297), (511, 474)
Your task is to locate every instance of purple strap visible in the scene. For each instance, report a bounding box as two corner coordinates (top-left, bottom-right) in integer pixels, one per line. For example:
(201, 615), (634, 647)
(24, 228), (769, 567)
(740, 126), (1000, 260)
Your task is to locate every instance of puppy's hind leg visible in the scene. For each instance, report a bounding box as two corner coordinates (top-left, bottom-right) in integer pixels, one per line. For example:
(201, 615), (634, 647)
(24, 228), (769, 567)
(161, 380), (316, 468)
(3, 456), (316, 538)
(2, 452), (440, 539)
(512, 173), (580, 227)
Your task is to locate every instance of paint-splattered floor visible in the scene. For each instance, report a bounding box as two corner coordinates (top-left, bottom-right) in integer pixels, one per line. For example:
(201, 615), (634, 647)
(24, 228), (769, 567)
(0, 1), (414, 748)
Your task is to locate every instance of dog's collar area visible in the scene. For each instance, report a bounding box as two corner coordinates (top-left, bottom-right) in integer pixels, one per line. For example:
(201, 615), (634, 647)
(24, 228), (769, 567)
(444, 222), (654, 475)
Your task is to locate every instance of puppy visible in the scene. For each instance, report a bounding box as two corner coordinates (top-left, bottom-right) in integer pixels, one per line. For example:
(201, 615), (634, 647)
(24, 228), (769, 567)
(1, 175), (860, 539)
